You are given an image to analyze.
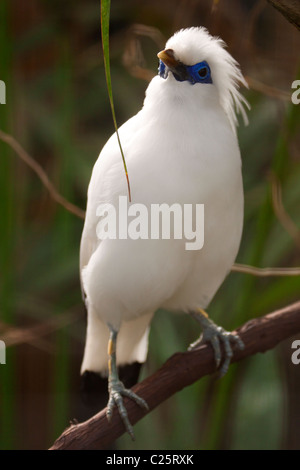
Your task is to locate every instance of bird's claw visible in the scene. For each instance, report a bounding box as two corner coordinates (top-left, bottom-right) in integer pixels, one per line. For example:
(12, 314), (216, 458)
(188, 322), (244, 377)
(106, 380), (149, 440)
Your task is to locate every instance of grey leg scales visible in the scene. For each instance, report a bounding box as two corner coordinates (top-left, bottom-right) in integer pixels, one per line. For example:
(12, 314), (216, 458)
(106, 326), (149, 440)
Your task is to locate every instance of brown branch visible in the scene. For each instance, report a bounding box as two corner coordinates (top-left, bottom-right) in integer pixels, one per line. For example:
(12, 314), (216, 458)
(0, 129), (85, 220)
(245, 76), (291, 102)
(50, 301), (300, 450)
(231, 263), (300, 276)
(0, 310), (81, 352)
(267, 0), (300, 29)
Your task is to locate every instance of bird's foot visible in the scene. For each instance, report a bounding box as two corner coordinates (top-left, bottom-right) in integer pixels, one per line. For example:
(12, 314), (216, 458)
(188, 314), (244, 377)
(106, 379), (149, 440)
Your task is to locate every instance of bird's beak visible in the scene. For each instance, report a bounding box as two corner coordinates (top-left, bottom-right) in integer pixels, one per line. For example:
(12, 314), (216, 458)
(157, 48), (188, 82)
(157, 49), (180, 69)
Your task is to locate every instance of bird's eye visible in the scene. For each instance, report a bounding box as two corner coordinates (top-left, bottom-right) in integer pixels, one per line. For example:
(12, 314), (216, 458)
(198, 66), (208, 79)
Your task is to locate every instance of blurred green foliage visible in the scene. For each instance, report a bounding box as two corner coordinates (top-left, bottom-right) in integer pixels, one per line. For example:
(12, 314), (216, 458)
(0, 0), (299, 450)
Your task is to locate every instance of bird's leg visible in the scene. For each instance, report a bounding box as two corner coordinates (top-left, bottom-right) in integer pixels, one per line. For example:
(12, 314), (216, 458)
(188, 309), (244, 377)
(106, 326), (149, 440)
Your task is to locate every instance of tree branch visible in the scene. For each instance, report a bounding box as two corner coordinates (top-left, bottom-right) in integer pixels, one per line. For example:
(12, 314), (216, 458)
(50, 301), (300, 450)
(267, 0), (300, 30)
(0, 129), (85, 220)
(231, 264), (300, 277)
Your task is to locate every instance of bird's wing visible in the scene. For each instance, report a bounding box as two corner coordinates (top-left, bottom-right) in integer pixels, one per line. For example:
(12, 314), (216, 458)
(79, 114), (140, 297)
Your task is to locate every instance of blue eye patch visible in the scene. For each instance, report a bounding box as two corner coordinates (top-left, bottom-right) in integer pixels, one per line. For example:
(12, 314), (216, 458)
(158, 60), (212, 85)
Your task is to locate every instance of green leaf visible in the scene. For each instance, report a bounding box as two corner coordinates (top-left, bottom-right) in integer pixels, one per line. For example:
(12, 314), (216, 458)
(100, 0), (131, 201)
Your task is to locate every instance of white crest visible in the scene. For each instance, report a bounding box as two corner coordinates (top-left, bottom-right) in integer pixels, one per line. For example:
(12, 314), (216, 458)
(165, 27), (250, 132)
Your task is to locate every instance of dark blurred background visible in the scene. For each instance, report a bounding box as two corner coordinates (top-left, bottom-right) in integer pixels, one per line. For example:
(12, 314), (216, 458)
(0, 0), (300, 450)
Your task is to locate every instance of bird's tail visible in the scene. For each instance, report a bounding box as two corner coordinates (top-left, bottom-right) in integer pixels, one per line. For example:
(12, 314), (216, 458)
(79, 309), (153, 416)
(81, 309), (153, 374)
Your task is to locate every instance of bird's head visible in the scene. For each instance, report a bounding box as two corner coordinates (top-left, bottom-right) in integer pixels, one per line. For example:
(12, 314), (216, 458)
(157, 27), (249, 131)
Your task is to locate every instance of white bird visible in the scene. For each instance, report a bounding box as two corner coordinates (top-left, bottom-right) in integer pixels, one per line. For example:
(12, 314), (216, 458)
(80, 26), (249, 438)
